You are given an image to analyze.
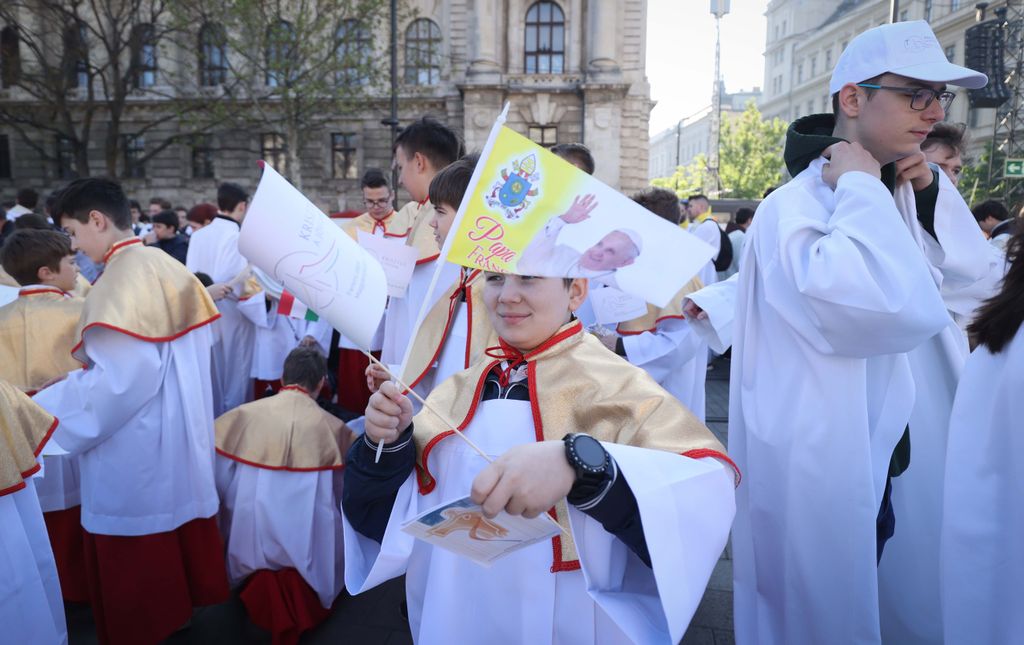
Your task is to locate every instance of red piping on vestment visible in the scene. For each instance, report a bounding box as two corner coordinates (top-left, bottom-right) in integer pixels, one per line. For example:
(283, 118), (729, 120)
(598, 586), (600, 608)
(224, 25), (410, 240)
(415, 253), (441, 266)
(70, 313), (222, 357)
(404, 270), (480, 392)
(616, 314), (687, 336)
(683, 448), (742, 486)
(0, 417), (60, 499)
(214, 447), (345, 473)
(415, 359), (499, 495)
(101, 238), (142, 264)
(18, 287), (69, 298)
(527, 360), (582, 573)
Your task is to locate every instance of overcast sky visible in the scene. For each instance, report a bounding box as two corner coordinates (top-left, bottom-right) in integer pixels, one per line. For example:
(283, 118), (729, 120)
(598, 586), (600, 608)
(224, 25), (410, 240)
(646, 0), (769, 135)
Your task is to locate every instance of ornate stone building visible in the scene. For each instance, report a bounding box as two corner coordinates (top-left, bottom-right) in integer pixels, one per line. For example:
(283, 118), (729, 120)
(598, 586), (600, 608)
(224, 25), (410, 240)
(0, 0), (652, 213)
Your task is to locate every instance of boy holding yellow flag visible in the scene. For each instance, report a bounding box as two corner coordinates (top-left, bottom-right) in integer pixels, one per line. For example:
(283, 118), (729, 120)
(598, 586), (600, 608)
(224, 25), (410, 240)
(343, 265), (736, 643)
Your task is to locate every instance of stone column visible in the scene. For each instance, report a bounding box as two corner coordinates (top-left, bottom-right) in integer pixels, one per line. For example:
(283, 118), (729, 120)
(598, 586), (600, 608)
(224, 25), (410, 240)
(467, 0), (501, 81)
(587, 0), (620, 78)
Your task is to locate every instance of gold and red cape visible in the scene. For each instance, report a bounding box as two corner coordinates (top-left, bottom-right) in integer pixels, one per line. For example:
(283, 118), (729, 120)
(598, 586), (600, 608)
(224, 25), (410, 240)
(215, 386), (354, 471)
(412, 319), (737, 571)
(0, 380), (58, 496)
(72, 238), (220, 362)
(0, 287), (84, 393)
(616, 277), (703, 335)
(400, 269), (498, 390)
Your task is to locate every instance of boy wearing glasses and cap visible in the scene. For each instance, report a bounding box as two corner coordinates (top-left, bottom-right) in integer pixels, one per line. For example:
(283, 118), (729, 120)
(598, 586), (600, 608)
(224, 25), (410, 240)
(728, 20), (1004, 644)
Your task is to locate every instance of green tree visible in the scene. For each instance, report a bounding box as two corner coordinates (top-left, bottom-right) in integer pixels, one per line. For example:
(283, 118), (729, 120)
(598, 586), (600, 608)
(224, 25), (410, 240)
(717, 101), (788, 199)
(959, 141), (1006, 207)
(651, 153), (708, 198)
(651, 101), (787, 199)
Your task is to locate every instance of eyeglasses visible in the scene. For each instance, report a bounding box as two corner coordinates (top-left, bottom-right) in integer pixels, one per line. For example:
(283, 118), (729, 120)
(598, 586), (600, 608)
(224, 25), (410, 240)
(855, 83), (956, 112)
(363, 198), (392, 208)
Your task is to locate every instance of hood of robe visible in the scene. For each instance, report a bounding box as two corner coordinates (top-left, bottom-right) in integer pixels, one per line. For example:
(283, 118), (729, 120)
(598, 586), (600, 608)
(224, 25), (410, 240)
(783, 113), (897, 192)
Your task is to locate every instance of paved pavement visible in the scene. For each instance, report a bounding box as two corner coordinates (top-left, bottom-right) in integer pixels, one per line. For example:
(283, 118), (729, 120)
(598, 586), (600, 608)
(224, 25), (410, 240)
(67, 356), (735, 644)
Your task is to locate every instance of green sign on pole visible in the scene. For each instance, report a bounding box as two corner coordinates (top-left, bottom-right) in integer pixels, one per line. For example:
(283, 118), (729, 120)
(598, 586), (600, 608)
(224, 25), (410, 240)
(1005, 158), (1024, 178)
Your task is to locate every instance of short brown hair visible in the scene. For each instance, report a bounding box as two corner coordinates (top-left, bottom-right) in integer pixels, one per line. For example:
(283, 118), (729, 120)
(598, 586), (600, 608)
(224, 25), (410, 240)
(282, 345), (327, 393)
(428, 154), (479, 211)
(633, 187), (682, 224)
(922, 122), (967, 156)
(0, 229), (74, 286)
(550, 143), (595, 175)
(52, 177), (132, 231)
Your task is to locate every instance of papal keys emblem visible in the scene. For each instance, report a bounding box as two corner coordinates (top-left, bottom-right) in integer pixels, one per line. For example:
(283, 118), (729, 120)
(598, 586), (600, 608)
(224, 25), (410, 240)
(487, 153), (540, 220)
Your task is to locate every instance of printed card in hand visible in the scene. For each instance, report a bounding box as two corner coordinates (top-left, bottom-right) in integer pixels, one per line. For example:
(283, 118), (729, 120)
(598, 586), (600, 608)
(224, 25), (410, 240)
(402, 495), (560, 567)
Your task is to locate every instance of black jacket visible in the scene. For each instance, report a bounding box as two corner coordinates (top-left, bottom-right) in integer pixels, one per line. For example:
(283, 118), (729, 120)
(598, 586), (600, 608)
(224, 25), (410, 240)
(152, 234), (189, 265)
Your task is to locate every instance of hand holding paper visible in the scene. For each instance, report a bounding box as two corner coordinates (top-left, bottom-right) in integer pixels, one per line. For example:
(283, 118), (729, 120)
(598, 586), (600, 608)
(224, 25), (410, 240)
(402, 496), (560, 568)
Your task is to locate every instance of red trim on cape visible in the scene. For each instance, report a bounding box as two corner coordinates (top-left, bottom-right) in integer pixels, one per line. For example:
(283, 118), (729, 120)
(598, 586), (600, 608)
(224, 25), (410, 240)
(527, 360), (582, 573)
(418, 321), (585, 490)
(33, 417), (60, 458)
(18, 287), (69, 298)
(682, 448), (742, 486)
(215, 447), (345, 473)
(416, 322), (586, 573)
(70, 312), (222, 357)
(101, 237), (142, 264)
(279, 384), (310, 396)
(415, 359), (500, 494)
(0, 480), (27, 496)
(415, 252), (441, 266)
(0, 417), (58, 498)
(404, 270), (480, 392)
(616, 314), (687, 336)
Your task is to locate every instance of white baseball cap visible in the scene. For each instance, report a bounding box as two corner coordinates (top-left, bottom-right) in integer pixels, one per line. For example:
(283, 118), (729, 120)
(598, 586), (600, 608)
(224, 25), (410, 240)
(829, 20), (987, 94)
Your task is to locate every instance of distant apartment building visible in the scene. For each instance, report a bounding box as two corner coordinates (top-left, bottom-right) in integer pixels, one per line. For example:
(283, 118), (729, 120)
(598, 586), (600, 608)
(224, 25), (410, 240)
(648, 86), (761, 180)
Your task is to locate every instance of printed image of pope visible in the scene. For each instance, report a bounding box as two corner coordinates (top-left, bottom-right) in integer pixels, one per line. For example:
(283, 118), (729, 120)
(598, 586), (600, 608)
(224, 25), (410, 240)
(516, 194), (642, 287)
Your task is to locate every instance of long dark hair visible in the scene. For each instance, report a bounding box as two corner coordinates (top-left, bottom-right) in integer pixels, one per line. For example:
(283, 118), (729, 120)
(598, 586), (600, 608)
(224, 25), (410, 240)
(968, 232), (1024, 353)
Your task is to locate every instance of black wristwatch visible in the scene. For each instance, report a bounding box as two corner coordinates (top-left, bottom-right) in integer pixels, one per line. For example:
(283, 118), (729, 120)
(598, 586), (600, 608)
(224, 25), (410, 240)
(563, 433), (611, 499)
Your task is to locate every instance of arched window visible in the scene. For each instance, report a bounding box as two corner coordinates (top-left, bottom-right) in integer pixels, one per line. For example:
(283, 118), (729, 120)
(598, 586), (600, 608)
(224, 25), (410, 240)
(524, 1), (564, 74)
(0, 25), (21, 88)
(63, 23), (89, 89)
(198, 22), (227, 86)
(130, 23), (157, 88)
(265, 20), (296, 87)
(336, 19), (371, 85)
(404, 19), (441, 85)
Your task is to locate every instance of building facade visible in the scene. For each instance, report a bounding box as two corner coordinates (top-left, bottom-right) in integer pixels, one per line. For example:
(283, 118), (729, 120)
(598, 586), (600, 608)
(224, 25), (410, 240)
(760, 0), (1000, 164)
(0, 0), (652, 213)
(648, 86), (761, 181)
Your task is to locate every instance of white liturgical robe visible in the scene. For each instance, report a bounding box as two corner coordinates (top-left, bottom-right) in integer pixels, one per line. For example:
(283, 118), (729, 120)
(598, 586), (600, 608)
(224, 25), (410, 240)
(730, 161), (952, 645)
(940, 331), (1024, 645)
(186, 216), (257, 413)
(343, 399), (735, 644)
(34, 327), (220, 536)
(0, 482), (67, 644)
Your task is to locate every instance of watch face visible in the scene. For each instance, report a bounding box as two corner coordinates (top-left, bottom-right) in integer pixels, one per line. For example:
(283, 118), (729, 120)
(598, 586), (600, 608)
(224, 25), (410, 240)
(574, 434), (605, 468)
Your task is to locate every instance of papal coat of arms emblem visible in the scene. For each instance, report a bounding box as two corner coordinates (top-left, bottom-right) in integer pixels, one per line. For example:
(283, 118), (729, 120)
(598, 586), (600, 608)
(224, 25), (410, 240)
(487, 153), (540, 220)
